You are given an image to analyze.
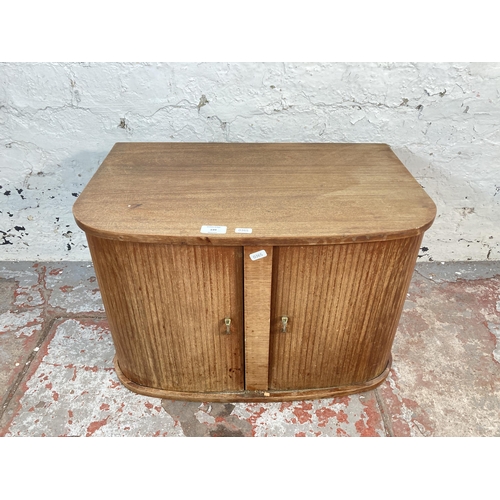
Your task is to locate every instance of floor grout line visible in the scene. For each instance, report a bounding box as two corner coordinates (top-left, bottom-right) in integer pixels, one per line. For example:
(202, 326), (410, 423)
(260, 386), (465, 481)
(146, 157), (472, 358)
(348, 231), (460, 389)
(1, 261), (108, 432)
(0, 316), (57, 423)
(0, 312), (108, 427)
(375, 388), (395, 437)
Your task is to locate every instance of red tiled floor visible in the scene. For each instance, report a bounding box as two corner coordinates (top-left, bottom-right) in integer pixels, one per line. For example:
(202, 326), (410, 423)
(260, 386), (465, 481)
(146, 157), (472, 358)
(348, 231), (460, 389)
(1, 261), (499, 437)
(380, 269), (500, 436)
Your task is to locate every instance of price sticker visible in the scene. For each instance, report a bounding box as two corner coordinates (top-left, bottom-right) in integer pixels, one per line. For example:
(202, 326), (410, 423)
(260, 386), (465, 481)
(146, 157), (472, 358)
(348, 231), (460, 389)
(249, 250), (267, 261)
(200, 225), (227, 234)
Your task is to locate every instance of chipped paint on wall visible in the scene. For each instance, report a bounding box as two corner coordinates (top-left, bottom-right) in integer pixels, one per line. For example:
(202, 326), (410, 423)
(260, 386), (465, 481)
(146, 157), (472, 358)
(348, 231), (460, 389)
(0, 62), (499, 261)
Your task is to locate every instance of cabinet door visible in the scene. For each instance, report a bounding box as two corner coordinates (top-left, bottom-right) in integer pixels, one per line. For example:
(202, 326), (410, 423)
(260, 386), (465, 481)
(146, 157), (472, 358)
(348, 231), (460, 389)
(88, 236), (244, 393)
(269, 237), (422, 390)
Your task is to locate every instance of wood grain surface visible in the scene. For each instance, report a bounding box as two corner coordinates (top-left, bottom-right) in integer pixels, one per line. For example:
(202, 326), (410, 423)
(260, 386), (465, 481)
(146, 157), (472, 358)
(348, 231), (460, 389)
(73, 143), (436, 246)
(269, 235), (423, 390)
(114, 355), (391, 403)
(243, 246), (273, 391)
(74, 142), (436, 402)
(87, 235), (244, 393)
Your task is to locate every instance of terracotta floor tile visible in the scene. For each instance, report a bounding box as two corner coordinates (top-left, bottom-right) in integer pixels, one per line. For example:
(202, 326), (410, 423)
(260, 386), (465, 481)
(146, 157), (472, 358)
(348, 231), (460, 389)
(2, 319), (182, 437)
(45, 263), (104, 314)
(380, 268), (500, 436)
(1, 261), (499, 437)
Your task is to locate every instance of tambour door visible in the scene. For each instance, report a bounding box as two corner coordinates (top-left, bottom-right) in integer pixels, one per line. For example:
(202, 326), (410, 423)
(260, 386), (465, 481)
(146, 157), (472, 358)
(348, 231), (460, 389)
(87, 236), (245, 393)
(269, 236), (423, 391)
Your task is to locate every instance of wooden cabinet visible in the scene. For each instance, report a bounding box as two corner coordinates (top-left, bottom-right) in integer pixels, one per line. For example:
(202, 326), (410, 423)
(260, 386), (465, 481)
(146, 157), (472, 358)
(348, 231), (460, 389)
(73, 143), (436, 402)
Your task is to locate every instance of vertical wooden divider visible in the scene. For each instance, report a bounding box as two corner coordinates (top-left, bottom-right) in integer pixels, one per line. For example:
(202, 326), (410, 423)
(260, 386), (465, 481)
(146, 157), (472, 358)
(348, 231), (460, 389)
(244, 246), (273, 391)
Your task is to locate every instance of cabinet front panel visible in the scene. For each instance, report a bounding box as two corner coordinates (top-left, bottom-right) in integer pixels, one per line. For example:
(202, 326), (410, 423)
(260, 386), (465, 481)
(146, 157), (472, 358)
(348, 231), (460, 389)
(269, 236), (422, 390)
(88, 236), (244, 393)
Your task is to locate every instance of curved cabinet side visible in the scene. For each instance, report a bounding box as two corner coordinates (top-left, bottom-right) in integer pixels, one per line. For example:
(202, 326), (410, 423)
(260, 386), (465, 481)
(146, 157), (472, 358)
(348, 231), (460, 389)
(269, 235), (423, 390)
(87, 235), (245, 393)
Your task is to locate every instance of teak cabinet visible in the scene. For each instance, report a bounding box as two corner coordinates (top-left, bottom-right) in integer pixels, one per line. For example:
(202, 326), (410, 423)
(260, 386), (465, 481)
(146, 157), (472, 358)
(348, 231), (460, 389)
(73, 143), (436, 402)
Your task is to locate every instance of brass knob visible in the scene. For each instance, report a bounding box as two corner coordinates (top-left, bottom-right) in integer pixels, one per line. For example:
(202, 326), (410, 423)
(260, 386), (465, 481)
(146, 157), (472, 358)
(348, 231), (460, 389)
(281, 316), (289, 333)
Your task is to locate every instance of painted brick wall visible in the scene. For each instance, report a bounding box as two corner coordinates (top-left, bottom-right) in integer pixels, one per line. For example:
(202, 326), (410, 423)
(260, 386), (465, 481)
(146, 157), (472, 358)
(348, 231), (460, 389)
(0, 62), (499, 261)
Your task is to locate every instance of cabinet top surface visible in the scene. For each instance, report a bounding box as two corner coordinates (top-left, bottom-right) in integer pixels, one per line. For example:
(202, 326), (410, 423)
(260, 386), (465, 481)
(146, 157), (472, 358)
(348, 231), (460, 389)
(73, 143), (436, 245)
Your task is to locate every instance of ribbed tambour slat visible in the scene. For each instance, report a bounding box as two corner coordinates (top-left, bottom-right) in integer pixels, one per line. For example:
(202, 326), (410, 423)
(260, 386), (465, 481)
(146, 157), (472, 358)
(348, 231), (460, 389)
(269, 235), (422, 390)
(87, 235), (244, 393)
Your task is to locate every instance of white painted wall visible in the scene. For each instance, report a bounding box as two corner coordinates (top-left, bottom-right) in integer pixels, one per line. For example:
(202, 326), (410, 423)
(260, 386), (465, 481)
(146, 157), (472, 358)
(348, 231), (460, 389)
(0, 62), (499, 261)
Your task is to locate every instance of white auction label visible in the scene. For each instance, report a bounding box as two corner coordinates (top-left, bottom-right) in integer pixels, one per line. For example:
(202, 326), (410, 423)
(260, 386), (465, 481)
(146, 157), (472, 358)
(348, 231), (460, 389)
(249, 250), (267, 261)
(235, 228), (252, 234)
(200, 225), (227, 234)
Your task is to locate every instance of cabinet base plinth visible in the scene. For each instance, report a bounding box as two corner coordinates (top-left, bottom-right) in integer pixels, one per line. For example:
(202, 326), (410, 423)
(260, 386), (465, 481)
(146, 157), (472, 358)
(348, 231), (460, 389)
(114, 356), (391, 403)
